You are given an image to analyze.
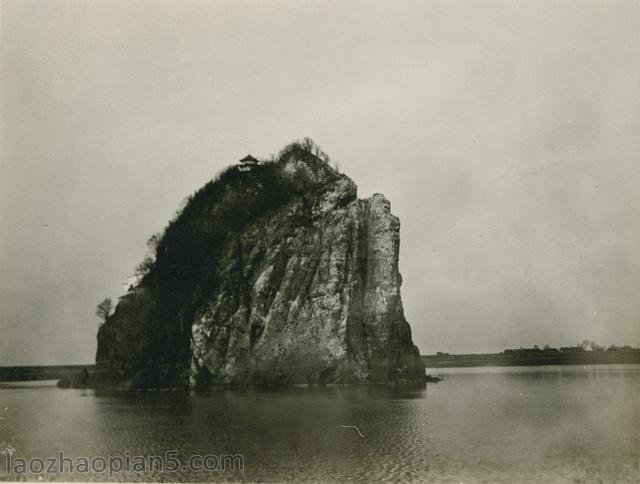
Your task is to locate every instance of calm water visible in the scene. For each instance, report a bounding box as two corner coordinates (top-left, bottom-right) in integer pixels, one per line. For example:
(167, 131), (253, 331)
(0, 365), (638, 482)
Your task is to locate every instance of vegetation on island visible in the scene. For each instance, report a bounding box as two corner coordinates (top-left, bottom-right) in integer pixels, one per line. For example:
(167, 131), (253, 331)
(96, 138), (340, 390)
(95, 298), (113, 324)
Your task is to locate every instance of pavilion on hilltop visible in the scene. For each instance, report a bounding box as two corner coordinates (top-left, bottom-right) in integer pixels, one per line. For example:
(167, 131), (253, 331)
(238, 154), (259, 171)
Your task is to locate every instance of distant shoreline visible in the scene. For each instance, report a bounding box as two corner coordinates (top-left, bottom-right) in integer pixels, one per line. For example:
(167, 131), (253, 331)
(422, 352), (640, 368)
(0, 364), (95, 382)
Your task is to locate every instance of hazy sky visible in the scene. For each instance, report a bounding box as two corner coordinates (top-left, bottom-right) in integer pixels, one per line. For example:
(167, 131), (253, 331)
(1, 0), (639, 365)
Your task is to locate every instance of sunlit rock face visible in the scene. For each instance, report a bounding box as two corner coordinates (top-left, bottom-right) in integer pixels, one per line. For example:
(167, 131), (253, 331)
(97, 148), (425, 389)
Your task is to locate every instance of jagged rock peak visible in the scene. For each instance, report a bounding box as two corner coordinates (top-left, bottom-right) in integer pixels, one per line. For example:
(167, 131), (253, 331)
(96, 142), (425, 390)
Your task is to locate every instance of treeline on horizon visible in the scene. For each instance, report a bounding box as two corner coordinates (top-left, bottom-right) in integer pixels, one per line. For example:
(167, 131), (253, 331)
(432, 341), (640, 357)
(0, 365), (96, 382)
(422, 341), (640, 368)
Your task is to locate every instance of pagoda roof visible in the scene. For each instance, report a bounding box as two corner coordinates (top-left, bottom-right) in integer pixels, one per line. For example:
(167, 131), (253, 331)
(239, 154), (259, 163)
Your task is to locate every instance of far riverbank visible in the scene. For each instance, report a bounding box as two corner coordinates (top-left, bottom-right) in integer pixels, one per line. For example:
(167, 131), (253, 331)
(422, 348), (640, 368)
(0, 364), (95, 382)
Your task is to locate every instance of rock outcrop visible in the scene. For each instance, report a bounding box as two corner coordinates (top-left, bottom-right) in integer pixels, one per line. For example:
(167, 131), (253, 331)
(96, 145), (425, 389)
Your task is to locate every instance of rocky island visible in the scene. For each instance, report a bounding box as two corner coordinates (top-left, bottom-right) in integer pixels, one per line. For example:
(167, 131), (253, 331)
(96, 140), (425, 390)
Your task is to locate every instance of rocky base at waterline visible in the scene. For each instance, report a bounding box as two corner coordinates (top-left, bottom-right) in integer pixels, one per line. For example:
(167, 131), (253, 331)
(96, 141), (426, 390)
(59, 370), (439, 392)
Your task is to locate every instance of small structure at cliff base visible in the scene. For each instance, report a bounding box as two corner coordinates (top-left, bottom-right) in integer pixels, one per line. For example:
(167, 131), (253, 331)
(96, 140), (426, 391)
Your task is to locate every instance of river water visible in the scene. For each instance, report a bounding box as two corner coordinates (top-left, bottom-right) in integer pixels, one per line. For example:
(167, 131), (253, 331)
(0, 364), (638, 482)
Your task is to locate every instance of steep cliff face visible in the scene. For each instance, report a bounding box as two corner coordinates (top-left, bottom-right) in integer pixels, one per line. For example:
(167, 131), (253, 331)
(97, 147), (424, 389)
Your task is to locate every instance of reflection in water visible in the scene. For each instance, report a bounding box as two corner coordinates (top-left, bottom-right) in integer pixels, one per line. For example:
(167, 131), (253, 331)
(0, 365), (638, 482)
